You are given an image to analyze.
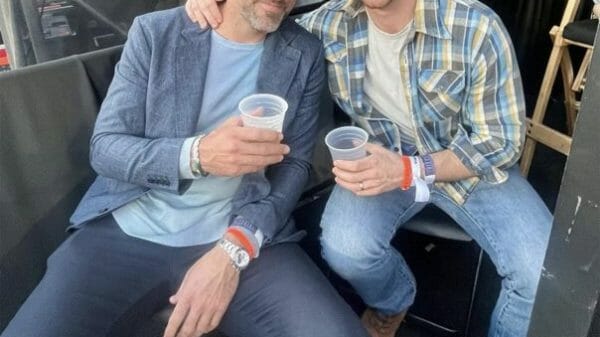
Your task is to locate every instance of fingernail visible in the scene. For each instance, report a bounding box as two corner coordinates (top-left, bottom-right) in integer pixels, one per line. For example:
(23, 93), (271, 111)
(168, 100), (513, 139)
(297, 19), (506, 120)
(284, 145), (290, 154)
(278, 133), (284, 141)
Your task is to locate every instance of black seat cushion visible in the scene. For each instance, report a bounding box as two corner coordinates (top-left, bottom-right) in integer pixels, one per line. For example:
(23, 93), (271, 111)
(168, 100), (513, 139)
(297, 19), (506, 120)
(563, 19), (598, 46)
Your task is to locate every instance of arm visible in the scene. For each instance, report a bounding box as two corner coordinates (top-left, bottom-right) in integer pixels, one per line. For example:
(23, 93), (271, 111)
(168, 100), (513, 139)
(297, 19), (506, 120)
(90, 17), (187, 192)
(447, 18), (525, 183)
(230, 45), (326, 245)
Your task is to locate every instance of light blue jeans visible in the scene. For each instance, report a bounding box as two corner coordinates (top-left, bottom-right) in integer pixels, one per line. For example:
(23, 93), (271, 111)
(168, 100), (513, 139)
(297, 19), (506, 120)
(320, 167), (552, 337)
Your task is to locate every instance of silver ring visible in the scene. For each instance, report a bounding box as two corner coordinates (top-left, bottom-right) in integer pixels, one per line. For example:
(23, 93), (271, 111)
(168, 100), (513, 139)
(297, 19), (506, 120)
(359, 182), (364, 190)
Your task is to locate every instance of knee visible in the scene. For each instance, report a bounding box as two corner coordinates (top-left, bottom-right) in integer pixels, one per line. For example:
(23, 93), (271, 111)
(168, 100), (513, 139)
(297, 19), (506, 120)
(504, 257), (545, 300)
(320, 220), (387, 279)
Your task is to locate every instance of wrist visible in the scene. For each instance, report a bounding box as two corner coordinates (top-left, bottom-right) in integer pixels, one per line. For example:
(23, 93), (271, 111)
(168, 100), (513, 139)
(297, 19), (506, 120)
(419, 154), (436, 184)
(190, 134), (209, 177)
(218, 238), (250, 271)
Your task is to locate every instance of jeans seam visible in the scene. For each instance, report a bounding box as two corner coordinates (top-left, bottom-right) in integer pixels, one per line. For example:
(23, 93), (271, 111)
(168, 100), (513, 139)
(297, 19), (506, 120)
(432, 191), (513, 287)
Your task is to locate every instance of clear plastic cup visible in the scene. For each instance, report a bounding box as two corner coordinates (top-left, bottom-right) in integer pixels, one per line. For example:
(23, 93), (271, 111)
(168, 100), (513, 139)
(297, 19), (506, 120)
(325, 126), (369, 161)
(239, 94), (288, 132)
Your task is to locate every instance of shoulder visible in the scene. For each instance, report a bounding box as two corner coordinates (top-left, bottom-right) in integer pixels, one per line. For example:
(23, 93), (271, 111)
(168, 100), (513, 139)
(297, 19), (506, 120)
(296, 0), (349, 36)
(446, 0), (505, 28)
(129, 7), (190, 43)
(277, 18), (324, 53)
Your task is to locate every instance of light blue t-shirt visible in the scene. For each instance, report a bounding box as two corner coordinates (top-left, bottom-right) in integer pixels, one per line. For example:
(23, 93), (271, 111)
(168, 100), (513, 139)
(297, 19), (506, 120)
(113, 31), (264, 247)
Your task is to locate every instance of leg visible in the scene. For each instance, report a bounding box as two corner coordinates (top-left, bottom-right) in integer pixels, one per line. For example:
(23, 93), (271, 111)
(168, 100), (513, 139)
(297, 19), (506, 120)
(319, 185), (425, 315)
(1, 216), (173, 337)
(218, 243), (368, 337)
(432, 167), (552, 337)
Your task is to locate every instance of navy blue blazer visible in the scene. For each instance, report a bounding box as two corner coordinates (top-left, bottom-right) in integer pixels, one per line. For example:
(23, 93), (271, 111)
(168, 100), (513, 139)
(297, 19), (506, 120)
(70, 7), (326, 245)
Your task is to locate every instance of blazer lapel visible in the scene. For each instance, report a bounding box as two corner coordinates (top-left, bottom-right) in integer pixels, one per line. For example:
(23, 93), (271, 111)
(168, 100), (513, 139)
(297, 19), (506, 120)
(256, 28), (301, 98)
(175, 24), (212, 137)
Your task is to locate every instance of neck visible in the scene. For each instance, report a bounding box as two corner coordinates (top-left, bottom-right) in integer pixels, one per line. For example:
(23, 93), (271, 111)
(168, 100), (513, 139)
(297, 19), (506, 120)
(215, 2), (266, 43)
(365, 0), (416, 34)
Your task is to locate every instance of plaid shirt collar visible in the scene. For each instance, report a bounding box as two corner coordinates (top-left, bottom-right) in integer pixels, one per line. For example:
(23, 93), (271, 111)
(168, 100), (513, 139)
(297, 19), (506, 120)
(341, 0), (452, 40)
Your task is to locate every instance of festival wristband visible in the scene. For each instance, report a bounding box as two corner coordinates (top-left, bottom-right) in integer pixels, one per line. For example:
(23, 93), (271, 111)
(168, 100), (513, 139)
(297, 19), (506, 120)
(400, 156), (412, 190)
(419, 154), (436, 184)
(226, 227), (257, 259)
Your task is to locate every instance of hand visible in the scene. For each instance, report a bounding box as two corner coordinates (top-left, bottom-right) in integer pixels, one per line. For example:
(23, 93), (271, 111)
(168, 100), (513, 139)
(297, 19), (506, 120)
(332, 143), (408, 196)
(186, 0), (224, 29)
(164, 246), (240, 337)
(199, 116), (290, 177)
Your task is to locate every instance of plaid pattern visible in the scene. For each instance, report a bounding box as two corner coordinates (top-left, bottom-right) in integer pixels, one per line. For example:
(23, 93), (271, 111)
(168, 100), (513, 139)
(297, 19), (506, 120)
(298, 0), (526, 204)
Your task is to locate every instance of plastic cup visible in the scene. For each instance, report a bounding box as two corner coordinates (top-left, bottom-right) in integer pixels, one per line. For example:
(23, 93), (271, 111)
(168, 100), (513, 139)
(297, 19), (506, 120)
(239, 94), (288, 132)
(325, 126), (369, 161)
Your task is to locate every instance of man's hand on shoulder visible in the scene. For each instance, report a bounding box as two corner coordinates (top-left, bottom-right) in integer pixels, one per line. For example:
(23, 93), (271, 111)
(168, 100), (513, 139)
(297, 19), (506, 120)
(186, 0), (225, 29)
(198, 116), (290, 177)
(164, 243), (240, 337)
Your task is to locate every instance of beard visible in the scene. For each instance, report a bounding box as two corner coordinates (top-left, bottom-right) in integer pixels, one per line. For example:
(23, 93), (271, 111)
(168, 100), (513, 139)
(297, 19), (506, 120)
(240, 1), (289, 33)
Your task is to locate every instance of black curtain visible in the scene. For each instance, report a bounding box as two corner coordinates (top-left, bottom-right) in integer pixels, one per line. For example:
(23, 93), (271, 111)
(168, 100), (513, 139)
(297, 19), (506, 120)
(481, 0), (594, 113)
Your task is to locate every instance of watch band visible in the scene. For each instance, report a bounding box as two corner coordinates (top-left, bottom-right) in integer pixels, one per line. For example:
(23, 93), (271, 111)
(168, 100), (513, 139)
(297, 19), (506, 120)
(218, 238), (250, 271)
(191, 134), (209, 177)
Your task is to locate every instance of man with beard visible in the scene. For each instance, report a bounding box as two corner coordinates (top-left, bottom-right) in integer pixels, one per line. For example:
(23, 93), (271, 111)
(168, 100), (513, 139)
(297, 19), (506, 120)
(0, 1), (369, 337)
(186, 0), (553, 336)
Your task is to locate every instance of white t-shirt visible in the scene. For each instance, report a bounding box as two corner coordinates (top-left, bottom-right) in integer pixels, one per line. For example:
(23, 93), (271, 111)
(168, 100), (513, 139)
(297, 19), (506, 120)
(363, 17), (417, 145)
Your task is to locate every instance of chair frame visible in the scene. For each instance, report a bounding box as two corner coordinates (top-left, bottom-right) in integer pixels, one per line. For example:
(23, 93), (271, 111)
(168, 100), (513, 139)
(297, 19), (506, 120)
(520, 0), (595, 176)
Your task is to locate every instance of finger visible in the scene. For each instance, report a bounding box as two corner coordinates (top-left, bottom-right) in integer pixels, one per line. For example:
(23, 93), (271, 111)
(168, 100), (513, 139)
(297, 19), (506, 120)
(185, 2), (197, 22)
(333, 156), (372, 172)
(356, 186), (382, 197)
(233, 141), (290, 156)
(204, 0), (224, 28)
(164, 303), (189, 337)
(334, 177), (363, 194)
(201, 9), (220, 29)
(195, 8), (209, 29)
(250, 107), (264, 117)
(235, 127), (283, 143)
(208, 305), (227, 332)
(176, 307), (200, 337)
(364, 142), (388, 154)
(195, 310), (214, 335)
(222, 116), (243, 127)
(332, 166), (376, 183)
(234, 154), (285, 166)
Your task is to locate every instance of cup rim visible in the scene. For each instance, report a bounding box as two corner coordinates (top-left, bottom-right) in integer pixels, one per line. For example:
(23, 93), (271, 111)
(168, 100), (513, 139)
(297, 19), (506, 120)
(239, 93), (288, 118)
(325, 126), (369, 152)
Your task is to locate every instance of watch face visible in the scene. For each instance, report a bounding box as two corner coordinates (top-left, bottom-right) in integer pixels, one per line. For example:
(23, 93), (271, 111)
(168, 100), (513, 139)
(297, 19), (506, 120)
(234, 250), (250, 268)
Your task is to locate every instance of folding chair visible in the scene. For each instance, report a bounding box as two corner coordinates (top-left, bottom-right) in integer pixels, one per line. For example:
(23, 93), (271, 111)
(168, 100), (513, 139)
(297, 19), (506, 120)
(520, 0), (598, 176)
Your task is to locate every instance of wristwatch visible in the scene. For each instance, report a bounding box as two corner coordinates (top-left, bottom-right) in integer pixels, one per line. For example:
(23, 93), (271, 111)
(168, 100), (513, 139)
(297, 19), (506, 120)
(218, 238), (250, 271)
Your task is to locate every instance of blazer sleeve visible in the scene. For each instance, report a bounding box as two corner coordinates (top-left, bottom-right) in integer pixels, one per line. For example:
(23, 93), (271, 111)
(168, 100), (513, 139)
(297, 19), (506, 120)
(230, 44), (326, 245)
(89, 17), (187, 193)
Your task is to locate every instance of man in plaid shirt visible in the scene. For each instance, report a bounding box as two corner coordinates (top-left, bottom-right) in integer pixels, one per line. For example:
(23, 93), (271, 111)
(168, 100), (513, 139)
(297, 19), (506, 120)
(187, 0), (552, 336)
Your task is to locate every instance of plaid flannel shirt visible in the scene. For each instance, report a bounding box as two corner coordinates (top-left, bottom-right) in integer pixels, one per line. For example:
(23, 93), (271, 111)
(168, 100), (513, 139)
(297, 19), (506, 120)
(298, 0), (526, 204)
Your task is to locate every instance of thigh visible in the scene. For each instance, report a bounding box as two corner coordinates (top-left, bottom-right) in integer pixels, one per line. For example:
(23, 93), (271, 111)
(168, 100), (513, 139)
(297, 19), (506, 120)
(321, 185), (425, 249)
(432, 167), (552, 282)
(2, 216), (173, 337)
(219, 243), (368, 337)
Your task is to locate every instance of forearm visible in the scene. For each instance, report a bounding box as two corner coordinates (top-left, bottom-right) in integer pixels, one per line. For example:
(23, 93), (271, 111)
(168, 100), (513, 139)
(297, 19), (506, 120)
(231, 157), (311, 243)
(429, 149), (476, 182)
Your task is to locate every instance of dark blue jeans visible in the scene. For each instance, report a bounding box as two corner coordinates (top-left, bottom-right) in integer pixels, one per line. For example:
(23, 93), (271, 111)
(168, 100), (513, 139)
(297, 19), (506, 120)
(2, 216), (367, 337)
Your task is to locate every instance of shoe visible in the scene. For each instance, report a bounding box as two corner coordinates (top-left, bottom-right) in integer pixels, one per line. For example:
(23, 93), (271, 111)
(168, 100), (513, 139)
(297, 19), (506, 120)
(361, 308), (407, 337)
